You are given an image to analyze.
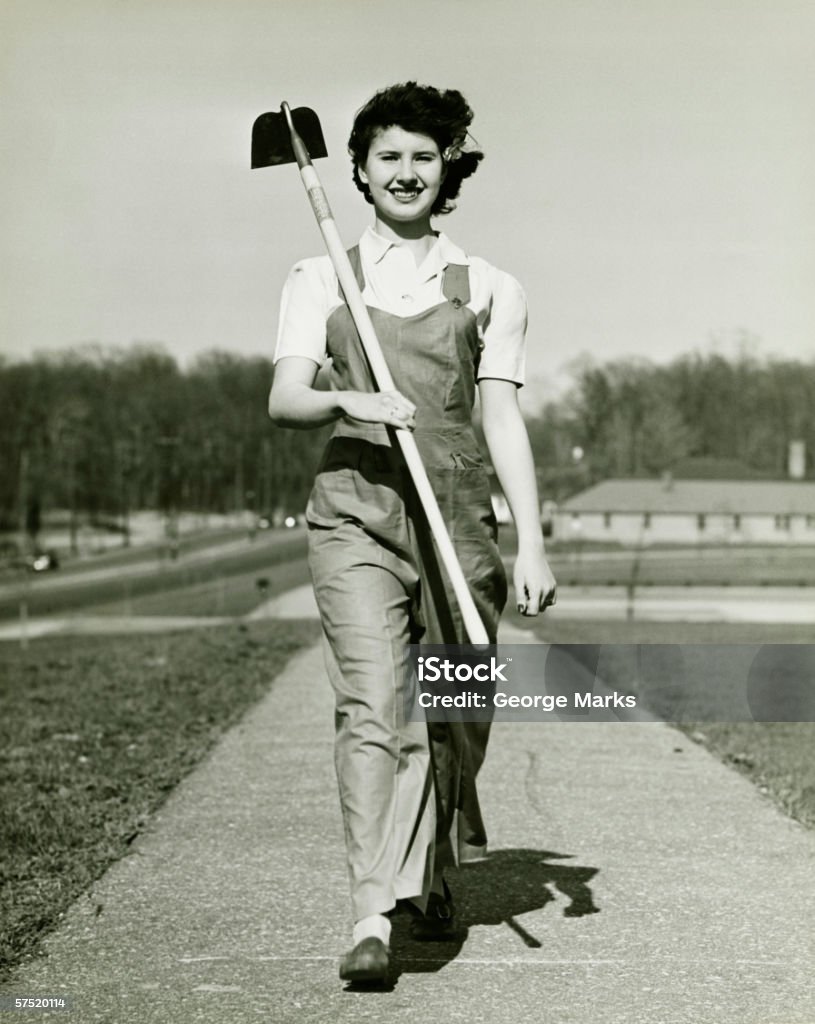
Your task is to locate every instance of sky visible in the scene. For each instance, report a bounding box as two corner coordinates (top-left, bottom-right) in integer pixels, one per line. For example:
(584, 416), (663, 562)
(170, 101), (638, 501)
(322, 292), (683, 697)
(2, 0), (813, 403)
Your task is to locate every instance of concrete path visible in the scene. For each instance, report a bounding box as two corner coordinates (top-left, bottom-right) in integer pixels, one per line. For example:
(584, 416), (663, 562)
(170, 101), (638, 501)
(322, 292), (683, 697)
(1, 619), (813, 1022)
(250, 581), (815, 625)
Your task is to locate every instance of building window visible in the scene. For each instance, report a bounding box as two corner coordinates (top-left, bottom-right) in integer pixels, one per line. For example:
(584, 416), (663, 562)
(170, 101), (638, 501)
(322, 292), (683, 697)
(697, 514), (706, 531)
(774, 515), (791, 531)
(733, 514), (741, 530)
(642, 512), (651, 528)
(604, 512), (612, 528)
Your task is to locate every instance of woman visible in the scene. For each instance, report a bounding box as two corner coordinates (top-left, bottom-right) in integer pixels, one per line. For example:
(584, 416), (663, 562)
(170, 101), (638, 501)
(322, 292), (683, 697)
(269, 82), (556, 982)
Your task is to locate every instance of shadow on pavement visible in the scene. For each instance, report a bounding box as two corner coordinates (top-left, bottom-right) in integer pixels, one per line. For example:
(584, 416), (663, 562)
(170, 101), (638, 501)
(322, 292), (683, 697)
(385, 848), (600, 984)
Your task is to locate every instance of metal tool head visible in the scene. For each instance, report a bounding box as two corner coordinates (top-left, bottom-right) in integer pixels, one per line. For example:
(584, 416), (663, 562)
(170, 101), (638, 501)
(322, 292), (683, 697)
(251, 104), (328, 168)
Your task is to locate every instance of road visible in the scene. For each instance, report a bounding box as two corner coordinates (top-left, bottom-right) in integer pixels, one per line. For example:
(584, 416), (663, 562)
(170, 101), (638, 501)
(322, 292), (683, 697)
(2, 528), (812, 630)
(0, 528), (308, 621)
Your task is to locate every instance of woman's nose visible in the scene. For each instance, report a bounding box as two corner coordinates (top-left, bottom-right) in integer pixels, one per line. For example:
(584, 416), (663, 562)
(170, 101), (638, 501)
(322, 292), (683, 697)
(396, 159), (417, 183)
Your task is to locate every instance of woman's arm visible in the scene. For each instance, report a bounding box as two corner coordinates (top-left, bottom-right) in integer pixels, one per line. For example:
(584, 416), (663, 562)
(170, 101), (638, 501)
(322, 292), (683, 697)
(268, 356), (417, 430)
(479, 378), (557, 615)
(271, 256), (416, 430)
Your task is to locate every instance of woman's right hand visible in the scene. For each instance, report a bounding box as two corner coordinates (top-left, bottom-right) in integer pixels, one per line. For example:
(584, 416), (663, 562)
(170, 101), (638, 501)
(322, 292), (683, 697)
(340, 390), (417, 430)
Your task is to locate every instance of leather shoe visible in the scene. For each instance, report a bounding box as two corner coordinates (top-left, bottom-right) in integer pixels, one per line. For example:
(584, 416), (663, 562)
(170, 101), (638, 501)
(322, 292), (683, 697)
(409, 881), (457, 941)
(338, 937), (389, 983)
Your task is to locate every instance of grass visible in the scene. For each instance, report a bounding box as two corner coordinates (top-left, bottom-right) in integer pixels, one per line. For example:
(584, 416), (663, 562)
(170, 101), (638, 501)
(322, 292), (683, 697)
(513, 611), (815, 831)
(512, 613), (815, 645)
(679, 723), (815, 830)
(0, 618), (320, 981)
(82, 557), (312, 618)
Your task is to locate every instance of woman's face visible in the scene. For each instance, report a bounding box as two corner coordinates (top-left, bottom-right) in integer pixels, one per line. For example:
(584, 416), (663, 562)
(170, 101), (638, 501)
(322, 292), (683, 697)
(358, 125), (445, 226)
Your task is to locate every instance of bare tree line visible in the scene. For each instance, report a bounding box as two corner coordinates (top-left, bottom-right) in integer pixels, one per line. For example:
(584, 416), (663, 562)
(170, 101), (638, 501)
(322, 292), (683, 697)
(525, 351), (815, 499)
(2, 344), (813, 545)
(1, 345), (327, 546)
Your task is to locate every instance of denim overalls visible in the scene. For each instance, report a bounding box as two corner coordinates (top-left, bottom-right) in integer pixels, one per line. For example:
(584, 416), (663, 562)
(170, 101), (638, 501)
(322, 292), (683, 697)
(307, 247), (508, 920)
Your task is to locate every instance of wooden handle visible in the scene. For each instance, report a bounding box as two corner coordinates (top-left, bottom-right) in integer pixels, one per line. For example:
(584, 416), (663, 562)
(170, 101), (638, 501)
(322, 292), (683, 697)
(298, 164), (490, 646)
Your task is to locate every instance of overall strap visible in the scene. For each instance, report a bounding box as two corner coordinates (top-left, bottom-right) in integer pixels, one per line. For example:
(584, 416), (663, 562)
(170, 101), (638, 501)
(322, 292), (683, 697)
(442, 263), (471, 308)
(336, 246), (366, 301)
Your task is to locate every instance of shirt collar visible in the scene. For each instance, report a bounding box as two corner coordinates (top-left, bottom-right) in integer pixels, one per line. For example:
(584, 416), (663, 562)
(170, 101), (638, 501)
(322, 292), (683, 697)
(360, 226), (470, 276)
(360, 226), (395, 265)
(434, 231), (470, 268)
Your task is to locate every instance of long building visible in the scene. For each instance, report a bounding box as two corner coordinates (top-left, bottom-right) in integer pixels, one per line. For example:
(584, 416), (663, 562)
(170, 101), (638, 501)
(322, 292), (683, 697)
(554, 478), (815, 546)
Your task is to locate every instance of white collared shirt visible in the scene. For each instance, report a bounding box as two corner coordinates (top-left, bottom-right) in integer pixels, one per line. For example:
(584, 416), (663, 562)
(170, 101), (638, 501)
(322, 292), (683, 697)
(274, 226), (527, 385)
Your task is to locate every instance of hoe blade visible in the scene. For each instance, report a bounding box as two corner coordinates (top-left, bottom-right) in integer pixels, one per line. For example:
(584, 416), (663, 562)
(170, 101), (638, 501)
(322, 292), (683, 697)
(251, 105), (327, 168)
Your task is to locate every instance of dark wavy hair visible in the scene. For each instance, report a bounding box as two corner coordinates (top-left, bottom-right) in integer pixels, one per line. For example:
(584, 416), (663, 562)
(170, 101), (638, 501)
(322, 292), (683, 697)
(348, 82), (483, 216)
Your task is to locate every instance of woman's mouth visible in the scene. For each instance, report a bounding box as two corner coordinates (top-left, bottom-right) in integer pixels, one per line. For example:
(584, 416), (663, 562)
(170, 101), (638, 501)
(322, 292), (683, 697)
(388, 187), (422, 202)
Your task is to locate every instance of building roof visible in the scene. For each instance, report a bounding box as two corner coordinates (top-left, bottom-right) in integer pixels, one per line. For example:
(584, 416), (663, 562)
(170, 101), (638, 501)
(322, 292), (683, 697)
(669, 456), (771, 480)
(562, 479), (815, 515)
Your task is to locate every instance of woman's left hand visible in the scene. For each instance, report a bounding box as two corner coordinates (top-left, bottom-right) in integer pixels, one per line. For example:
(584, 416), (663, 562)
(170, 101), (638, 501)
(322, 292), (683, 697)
(513, 548), (557, 616)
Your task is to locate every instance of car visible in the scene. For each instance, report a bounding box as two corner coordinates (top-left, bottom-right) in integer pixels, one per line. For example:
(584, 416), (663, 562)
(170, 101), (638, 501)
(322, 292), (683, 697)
(29, 551), (60, 572)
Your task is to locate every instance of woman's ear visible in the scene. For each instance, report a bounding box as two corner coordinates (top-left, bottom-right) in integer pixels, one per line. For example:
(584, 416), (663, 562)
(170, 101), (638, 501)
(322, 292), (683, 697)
(357, 162), (369, 186)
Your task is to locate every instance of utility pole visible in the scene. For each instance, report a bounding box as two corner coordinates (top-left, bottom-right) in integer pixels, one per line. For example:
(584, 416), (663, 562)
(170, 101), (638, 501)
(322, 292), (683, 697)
(261, 437), (272, 519)
(67, 429), (78, 557)
(17, 449), (29, 556)
(156, 436), (181, 559)
(114, 438), (132, 547)
(234, 439), (244, 518)
(202, 438), (214, 528)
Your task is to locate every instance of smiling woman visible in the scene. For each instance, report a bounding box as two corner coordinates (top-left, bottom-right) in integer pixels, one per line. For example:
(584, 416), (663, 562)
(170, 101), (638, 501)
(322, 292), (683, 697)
(267, 81), (556, 985)
(347, 83), (483, 225)
(357, 126), (445, 229)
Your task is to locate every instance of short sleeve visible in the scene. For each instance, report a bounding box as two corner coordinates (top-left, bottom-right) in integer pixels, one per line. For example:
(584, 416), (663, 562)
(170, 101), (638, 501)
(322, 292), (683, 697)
(273, 257), (335, 366)
(476, 268), (528, 387)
